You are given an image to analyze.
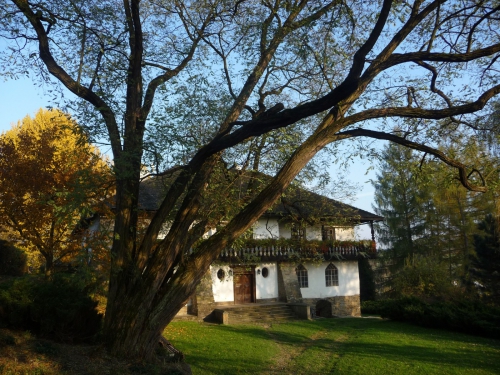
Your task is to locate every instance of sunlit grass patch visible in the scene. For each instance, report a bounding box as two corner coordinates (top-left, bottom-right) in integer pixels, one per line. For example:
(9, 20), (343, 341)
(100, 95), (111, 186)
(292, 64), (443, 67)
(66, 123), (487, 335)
(165, 318), (500, 375)
(164, 322), (279, 374)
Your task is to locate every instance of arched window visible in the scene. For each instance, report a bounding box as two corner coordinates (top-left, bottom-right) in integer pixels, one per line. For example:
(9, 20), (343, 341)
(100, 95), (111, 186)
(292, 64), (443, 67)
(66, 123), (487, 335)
(296, 264), (308, 288)
(325, 263), (338, 286)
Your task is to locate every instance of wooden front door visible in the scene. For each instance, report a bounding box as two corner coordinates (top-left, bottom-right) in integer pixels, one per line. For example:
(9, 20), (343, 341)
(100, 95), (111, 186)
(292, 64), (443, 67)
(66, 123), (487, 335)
(233, 270), (254, 304)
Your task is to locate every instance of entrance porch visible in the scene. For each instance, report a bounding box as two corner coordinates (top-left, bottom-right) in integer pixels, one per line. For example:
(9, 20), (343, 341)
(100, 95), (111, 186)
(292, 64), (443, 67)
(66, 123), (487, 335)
(212, 302), (310, 324)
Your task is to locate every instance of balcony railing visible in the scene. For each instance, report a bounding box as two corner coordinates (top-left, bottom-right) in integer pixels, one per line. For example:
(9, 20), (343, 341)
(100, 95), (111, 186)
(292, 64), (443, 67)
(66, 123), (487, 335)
(218, 239), (376, 262)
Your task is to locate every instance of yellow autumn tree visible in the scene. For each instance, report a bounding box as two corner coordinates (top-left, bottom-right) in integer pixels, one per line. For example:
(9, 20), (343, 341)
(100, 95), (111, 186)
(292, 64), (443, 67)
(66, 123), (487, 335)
(0, 109), (113, 274)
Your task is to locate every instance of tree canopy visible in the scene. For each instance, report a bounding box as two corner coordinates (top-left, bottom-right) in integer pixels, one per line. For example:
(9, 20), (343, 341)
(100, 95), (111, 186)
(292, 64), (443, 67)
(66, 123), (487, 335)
(372, 138), (499, 298)
(1, 0), (500, 360)
(471, 214), (500, 304)
(0, 109), (112, 274)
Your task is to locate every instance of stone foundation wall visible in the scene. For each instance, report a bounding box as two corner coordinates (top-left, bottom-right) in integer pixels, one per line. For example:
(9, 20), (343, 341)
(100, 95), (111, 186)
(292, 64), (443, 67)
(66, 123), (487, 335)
(255, 298), (278, 303)
(303, 295), (361, 317)
(193, 270), (216, 321)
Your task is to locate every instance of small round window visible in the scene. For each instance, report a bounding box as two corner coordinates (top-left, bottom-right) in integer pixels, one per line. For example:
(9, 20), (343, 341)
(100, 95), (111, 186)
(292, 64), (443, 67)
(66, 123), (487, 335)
(217, 268), (225, 281)
(261, 267), (269, 278)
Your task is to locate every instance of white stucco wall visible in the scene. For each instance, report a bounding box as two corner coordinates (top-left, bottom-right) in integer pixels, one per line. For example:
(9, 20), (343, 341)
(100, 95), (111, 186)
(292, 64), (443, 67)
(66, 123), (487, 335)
(157, 222), (218, 240)
(299, 261), (359, 298)
(255, 263), (278, 300)
(253, 218), (279, 239)
(306, 224), (322, 240)
(278, 222), (355, 241)
(210, 265), (234, 302)
(278, 222), (291, 239)
(335, 227), (354, 241)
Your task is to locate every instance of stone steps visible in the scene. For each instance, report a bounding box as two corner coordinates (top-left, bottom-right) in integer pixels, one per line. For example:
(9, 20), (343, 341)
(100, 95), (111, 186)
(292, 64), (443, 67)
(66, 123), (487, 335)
(220, 303), (299, 324)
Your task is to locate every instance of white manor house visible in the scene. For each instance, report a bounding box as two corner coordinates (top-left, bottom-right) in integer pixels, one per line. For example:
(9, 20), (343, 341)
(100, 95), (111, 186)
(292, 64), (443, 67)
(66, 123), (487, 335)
(137, 173), (382, 323)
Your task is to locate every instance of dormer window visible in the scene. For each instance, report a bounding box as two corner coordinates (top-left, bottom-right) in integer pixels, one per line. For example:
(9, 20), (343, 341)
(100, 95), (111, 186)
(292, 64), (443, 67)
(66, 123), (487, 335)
(322, 225), (336, 241)
(291, 223), (305, 241)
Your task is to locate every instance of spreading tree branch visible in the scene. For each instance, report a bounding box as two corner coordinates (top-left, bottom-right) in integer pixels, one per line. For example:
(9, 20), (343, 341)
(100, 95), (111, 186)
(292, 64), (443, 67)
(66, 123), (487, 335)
(336, 128), (487, 192)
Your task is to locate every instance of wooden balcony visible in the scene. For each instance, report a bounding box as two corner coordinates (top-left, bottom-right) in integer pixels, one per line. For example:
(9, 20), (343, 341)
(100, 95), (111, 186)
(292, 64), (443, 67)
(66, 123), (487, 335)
(218, 239), (376, 263)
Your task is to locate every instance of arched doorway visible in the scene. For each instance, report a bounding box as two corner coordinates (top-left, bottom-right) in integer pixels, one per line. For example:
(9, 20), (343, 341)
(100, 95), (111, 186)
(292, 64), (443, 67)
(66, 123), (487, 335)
(315, 299), (332, 318)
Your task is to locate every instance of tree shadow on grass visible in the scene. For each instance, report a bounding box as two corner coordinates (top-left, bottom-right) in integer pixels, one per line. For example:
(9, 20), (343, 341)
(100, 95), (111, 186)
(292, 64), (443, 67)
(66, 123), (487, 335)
(169, 320), (500, 375)
(170, 324), (279, 375)
(284, 319), (500, 374)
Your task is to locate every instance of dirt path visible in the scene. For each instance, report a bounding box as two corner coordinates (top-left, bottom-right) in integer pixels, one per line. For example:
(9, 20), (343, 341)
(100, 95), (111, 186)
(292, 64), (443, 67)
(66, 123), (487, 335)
(260, 324), (352, 374)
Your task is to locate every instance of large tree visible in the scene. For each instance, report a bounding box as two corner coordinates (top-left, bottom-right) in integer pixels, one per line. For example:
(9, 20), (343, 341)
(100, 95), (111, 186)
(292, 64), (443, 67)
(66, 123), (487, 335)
(471, 214), (500, 304)
(372, 142), (433, 264)
(0, 109), (111, 274)
(2, 0), (500, 360)
(428, 139), (499, 281)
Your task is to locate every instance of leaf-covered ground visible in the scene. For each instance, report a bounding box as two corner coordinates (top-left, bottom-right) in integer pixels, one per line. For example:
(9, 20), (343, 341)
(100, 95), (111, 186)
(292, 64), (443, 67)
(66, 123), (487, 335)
(0, 329), (187, 375)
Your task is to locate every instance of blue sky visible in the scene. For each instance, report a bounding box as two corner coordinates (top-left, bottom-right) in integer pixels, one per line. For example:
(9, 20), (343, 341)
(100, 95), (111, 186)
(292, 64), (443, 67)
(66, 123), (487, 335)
(0, 76), (378, 239)
(0, 77), (51, 131)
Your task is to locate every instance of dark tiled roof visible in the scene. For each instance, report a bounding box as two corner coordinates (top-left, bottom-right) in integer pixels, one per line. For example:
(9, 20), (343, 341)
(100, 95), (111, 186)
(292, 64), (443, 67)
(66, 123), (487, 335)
(138, 172), (383, 224)
(267, 185), (383, 223)
(138, 176), (173, 211)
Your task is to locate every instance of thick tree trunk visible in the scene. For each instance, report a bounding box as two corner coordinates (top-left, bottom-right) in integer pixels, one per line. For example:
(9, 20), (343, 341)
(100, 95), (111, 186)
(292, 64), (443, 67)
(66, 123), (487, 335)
(44, 255), (53, 277)
(104, 296), (180, 359)
(103, 266), (201, 359)
(102, 108), (344, 361)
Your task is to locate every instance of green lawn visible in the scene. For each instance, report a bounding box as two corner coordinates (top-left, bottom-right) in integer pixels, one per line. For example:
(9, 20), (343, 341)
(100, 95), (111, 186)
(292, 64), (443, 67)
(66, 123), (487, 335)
(164, 318), (500, 375)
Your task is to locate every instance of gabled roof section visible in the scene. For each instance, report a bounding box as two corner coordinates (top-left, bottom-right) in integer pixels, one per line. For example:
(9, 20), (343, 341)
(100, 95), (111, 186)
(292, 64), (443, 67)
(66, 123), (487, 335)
(267, 184), (383, 224)
(138, 170), (383, 224)
(138, 175), (175, 212)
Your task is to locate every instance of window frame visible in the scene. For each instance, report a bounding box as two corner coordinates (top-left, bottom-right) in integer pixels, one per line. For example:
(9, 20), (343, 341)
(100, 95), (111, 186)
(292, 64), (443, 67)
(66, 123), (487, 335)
(321, 225), (336, 241)
(217, 268), (226, 281)
(296, 264), (308, 288)
(325, 263), (339, 287)
(291, 223), (306, 241)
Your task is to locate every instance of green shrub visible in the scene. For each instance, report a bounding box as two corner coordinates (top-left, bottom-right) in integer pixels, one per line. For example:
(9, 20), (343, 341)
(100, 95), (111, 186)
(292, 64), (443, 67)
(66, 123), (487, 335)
(0, 274), (102, 342)
(361, 300), (386, 315)
(0, 277), (34, 330)
(377, 296), (500, 339)
(0, 240), (27, 276)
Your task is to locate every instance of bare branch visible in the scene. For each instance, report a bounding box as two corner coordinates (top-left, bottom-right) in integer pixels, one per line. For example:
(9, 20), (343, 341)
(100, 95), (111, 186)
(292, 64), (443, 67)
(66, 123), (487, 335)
(141, 4), (215, 120)
(342, 84), (500, 125)
(379, 44), (500, 71)
(11, 0), (122, 157)
(415, 60), (453, 107)
(336, 128), (486, 192)
(346, 0), (394, 80)
(139, 165), (186, 181)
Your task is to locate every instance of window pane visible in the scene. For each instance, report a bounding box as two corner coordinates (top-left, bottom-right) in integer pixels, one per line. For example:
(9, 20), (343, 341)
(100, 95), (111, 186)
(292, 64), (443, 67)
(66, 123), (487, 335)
(291, 223), (305, 241)
(322, 225), (336, 241)
(325, 263), (338, 286)
(296, 264), (308, 288)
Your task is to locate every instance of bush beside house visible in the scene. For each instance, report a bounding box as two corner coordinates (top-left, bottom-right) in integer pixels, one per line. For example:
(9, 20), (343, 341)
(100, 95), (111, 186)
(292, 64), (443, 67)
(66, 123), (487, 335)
(361, 297), (500, 339)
